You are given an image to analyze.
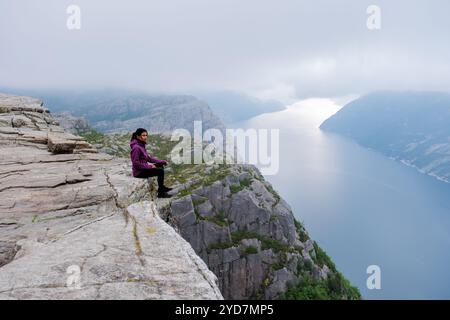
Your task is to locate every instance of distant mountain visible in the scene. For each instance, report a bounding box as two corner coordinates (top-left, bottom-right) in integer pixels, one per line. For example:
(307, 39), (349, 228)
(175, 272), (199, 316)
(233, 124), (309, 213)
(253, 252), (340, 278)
(52, 112), (91, 135)
(195, 91), (285, 123)
(0, 88), (225, 134)
(320, 91), (450, 183)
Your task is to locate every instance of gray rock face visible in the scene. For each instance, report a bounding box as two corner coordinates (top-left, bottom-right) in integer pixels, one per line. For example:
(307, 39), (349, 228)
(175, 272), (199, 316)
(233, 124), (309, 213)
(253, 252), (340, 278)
(93, 96), (226, 135)
(157, 165), (331, 300)
(0, 93), (222, 300)
(52, 112), (91, 136)
(0, 241), (20, 268)
(0, 93), (97, 155)
(36, 91), (226, 135)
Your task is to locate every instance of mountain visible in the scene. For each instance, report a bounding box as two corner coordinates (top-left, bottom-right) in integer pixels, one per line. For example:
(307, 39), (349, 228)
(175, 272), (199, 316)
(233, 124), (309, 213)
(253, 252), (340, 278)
(194, 91), (285, 124)
(52, 112), (91, 135)
(320, 91), (450, 183)
(0, 89), (225, 134)
(1, 92), (360, 300)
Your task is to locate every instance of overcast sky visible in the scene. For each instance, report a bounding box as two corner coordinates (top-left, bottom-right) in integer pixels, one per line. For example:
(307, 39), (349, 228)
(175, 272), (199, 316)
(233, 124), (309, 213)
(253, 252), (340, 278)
(1, 0), (449, 102)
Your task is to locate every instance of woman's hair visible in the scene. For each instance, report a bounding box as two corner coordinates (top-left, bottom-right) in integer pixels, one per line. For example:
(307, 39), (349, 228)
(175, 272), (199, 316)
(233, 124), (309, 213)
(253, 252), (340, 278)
(131, 128), (148, 141)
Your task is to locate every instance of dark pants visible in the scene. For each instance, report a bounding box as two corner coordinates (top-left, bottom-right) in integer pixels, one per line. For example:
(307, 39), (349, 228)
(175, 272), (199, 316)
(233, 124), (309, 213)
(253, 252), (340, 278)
(136, 164), (165, 192)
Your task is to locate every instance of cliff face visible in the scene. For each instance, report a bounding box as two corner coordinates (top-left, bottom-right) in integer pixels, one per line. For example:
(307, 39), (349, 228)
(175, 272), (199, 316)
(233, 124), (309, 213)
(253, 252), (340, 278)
(160, 164), (311, 299)
(158, 164), (358, 300)
(77, 110), (360, 300)
(320, 91), (450, 183)
(0, 93), (222, 299)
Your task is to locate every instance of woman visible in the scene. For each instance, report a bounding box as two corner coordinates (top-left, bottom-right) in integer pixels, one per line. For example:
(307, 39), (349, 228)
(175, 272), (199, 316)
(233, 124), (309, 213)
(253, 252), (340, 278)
(130, 128), (173, 198)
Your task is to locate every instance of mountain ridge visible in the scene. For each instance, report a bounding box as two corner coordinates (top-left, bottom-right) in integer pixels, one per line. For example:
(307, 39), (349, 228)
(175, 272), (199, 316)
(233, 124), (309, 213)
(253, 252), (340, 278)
(320, 91), (450, 183)
(0, 89), (225, 135)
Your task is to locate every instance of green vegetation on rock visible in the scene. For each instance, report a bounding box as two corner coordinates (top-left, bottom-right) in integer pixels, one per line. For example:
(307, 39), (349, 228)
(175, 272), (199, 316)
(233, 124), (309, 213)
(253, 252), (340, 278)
(294, 218), (310, 242)
(242, 246), (258, 256)
(283, 272), (361, 300)
(230, 176), (253, 194)
(231, 231), (294, 254)
(282, 241), (361, 300)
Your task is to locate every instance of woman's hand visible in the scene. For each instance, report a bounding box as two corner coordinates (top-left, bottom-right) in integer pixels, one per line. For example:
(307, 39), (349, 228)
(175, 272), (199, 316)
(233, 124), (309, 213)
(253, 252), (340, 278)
(148, 163), (156, 169)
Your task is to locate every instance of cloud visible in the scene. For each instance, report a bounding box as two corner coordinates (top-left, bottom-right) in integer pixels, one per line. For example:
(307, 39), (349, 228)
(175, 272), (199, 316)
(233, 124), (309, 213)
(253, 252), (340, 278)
(1, 0), (450, 101)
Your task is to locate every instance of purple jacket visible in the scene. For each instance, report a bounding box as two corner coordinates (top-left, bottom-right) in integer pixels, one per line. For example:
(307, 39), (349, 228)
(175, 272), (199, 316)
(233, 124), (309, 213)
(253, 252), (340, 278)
(130, 139), (166, 177)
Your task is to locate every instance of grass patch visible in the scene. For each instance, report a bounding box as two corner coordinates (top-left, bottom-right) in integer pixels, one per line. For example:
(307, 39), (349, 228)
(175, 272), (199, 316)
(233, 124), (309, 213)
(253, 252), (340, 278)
(80, 129), (105, 144)
(230, 177), (253, 194)
(198, 210), (229, 227)
(208, 229), (294, 254)
(298, 259), (314, 274)
(212, 210), (228, 226)
(263, 277), (272, 288)
(242, 245), (258, 256)
(240, 177), (252, 187)
(265, 183), (281, 206)
(174, 165), (230, 199)
(177, 186), (197, 198)
(312, 241), (337, 273)
(231, 230), (294, 254)
(282, 272), (361, 300)
(192, 198), (207, 206)
(270, 262), (285, 271)
(294, 218), (310, 242)
(230, 184), (245, 194)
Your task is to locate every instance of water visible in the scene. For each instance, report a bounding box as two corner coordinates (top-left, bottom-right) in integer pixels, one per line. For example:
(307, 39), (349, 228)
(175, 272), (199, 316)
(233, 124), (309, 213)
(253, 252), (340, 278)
(235, 98), (450, 299)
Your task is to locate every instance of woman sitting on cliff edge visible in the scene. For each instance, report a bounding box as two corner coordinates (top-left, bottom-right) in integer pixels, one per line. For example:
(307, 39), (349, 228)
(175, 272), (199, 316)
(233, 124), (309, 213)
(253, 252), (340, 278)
(130, 128), (173, 198)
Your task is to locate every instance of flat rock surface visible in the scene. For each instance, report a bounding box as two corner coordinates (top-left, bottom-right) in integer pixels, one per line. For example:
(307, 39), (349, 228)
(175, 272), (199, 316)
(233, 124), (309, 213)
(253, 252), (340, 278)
(0, 93), (222, 300)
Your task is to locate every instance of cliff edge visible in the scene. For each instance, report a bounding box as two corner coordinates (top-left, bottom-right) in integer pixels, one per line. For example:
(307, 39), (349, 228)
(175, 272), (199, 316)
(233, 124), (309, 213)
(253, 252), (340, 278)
(81, 122), (361, 300)
(0, 93), (222, 299)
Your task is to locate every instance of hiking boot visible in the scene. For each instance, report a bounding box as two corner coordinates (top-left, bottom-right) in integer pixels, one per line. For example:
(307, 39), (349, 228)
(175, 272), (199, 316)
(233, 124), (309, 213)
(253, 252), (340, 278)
(157, 191), (172, 198)
(161, 185), (173, 192)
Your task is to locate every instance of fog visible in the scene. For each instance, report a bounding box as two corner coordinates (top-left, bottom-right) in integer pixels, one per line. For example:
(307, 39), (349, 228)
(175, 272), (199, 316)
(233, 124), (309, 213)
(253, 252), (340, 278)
(1, 0), (450, 102)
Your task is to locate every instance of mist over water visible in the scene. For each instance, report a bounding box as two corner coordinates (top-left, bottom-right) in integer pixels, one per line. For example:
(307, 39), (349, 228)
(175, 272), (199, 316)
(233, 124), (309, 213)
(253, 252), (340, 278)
(235, 98), (450, 299)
